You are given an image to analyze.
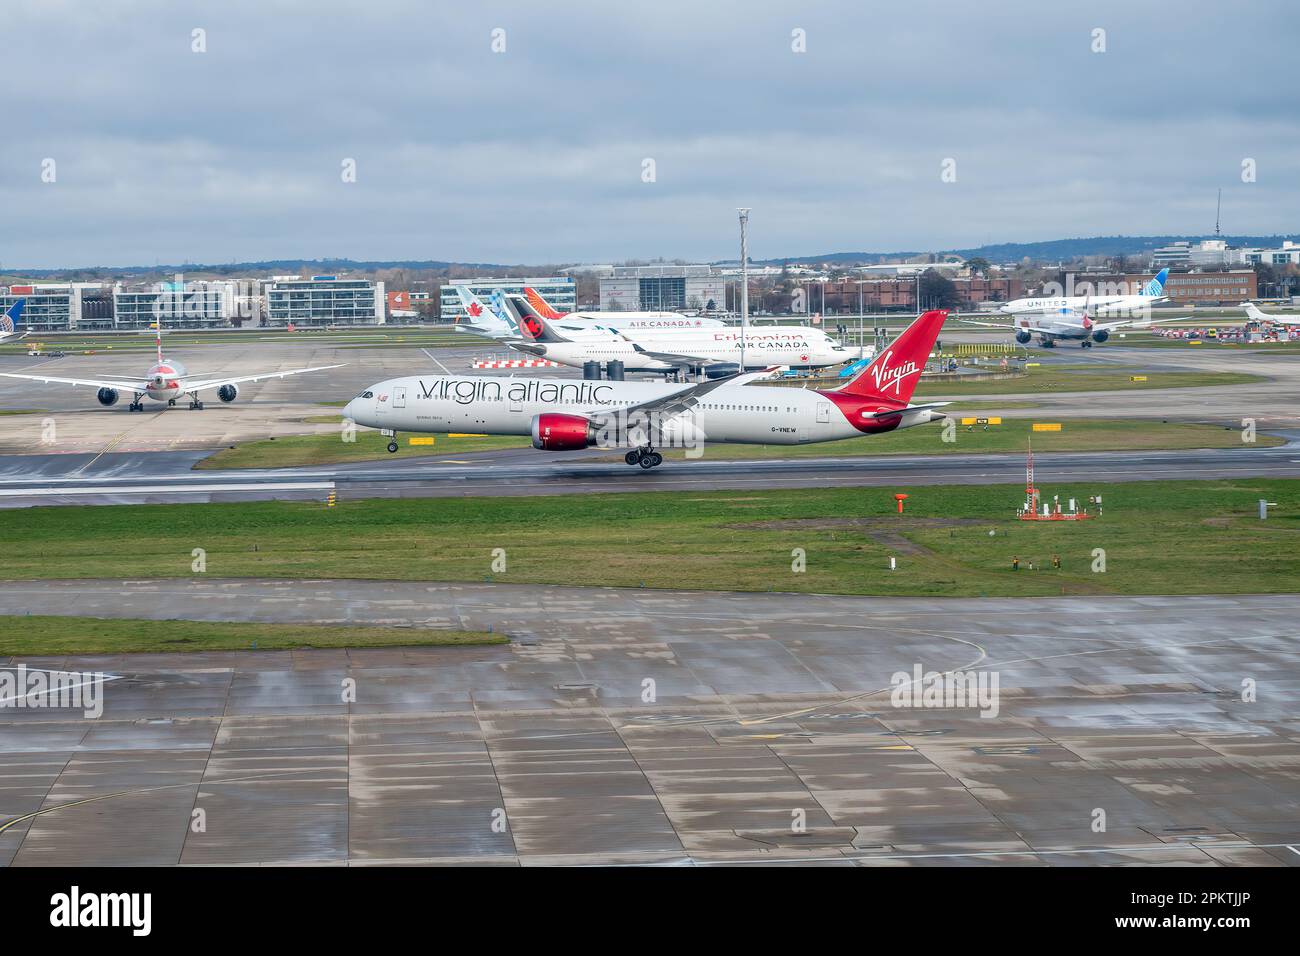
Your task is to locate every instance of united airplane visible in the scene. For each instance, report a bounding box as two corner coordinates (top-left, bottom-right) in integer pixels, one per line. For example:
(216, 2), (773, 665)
(343, 310), (948, 468)
(965, 270), (1174, 347)
(0, 299), (26, 342)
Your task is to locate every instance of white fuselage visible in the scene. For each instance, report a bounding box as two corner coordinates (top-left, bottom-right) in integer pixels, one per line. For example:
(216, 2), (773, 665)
(1001, 293), (1157, 316)
(343, 374), (933, 446)
(560, 312), (726, 329)
(1011, 315), (1096, 339)
(144, 359), (187, 402)
(521, 325), (849, 372)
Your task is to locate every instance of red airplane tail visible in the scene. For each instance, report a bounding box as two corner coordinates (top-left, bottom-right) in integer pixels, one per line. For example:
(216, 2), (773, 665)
(524, 287), (566, 319)
(834, 310), (947, 404)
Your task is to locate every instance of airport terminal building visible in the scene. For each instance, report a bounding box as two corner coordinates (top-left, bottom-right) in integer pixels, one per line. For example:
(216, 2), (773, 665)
(264, 276), (386, 326)
(0, 283), (113, 333)
(113, 280), (258, 330)
(598, 265), (726, 312)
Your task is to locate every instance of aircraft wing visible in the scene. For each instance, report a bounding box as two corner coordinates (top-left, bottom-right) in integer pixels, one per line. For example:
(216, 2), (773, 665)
(957, 315), (1077, 333)
(183, 364), (345, 392)
(455, 325), (521, 341)
(0, 371), (146, 391)
(954, 317), (1020, 330)
(583, 368), (782, 422)
(1092, 317), (1154, 332)
(629, 343), (717, 367)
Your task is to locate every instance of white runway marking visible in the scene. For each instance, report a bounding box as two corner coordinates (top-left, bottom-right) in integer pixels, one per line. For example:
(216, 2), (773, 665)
(0, 481), (334, 497)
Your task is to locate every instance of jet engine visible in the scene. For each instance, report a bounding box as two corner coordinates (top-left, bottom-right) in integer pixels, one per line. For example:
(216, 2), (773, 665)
(217, 384), (238, 403)
(531, 413), (596, 450)
(1090, 329), (1109, 343)
(1014, 330), (1032, 344)
(96, 387), (119, 406)
(704, 363), (739, 379)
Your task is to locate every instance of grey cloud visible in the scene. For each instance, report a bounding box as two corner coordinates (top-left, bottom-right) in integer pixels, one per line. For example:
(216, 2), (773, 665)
(2, 0), (1297, 267)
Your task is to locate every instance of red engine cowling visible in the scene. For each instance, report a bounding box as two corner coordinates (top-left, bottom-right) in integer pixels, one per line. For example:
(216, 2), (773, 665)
(531, 413), (596, 450)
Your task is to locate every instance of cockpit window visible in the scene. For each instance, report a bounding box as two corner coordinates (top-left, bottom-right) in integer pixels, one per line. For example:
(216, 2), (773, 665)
(359, 390), (374, 399)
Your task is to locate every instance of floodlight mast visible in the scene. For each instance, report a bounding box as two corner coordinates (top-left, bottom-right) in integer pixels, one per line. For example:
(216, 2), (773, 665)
(738, 208), (750, 374)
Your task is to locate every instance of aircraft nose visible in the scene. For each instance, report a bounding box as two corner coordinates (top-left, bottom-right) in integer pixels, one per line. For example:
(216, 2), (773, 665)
(343, 399), (360, 422)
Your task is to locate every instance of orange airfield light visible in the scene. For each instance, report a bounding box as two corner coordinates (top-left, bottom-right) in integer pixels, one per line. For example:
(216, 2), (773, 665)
(894, 493), (909, 514)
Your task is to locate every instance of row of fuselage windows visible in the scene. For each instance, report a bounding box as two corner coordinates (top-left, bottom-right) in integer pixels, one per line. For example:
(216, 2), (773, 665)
(413, 396), (799, 414)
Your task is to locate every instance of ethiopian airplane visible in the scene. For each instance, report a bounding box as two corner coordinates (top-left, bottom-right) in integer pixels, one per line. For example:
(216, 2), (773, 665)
(0, 329), (342, 410)
(0, 299), (26, 342)
(343, 309), (948, 468)
(508, 295), (849, 374)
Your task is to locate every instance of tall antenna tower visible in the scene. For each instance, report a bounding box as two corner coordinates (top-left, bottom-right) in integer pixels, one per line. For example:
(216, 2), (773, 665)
(738, 208), (750, 375)
(1215, 188), (1222, 238)
(1024, 437), (1038, 516)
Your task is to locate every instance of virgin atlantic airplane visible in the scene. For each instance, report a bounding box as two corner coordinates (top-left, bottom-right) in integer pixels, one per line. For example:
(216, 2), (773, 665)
(344, 310), (948, 468)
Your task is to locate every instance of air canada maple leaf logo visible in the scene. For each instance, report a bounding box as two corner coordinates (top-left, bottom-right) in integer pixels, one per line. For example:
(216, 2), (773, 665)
(522, 316), (544, 339)
(467, 302), (482, 317)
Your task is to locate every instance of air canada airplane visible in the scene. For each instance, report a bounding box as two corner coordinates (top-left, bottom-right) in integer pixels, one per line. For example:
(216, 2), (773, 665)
(343, 310), (948, 468)
(451, 286), (519, 338)
(0, 329), (342, 410)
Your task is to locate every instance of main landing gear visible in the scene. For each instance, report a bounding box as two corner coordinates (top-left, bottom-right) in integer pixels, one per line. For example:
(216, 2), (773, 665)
(128, 392), (145, 411)
(1080, 340), (1093, 348)
(625, 447), (663, 469)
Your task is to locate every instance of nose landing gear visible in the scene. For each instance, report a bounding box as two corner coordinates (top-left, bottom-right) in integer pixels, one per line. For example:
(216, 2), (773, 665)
(387, 440), (400, 454)
(625, 447), (663, 469)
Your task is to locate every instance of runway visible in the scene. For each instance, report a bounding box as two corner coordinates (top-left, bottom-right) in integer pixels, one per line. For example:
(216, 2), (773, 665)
(2, 579), (1298, 866)
(2, 335), (1300, 506)
(0, 438), (1296, 507)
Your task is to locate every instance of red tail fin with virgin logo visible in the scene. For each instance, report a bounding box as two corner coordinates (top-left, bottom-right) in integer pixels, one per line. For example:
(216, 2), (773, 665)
(835, 310), (947, 403)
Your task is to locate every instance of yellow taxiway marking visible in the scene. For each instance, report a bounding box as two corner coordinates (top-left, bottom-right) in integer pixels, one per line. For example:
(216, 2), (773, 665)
(70, 428), (135, 476)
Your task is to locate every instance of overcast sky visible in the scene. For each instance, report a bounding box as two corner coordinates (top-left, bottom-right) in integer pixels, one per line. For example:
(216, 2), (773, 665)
(3, 0), (1298, 269)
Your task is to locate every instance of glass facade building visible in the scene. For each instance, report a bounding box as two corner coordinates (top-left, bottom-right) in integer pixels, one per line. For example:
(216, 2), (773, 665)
(264, 277), (385, 326)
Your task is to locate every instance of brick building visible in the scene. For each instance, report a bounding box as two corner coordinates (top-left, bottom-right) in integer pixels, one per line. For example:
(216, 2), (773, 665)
(810, 277), (1025, 313)
(1081, 271), (1258, 306)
